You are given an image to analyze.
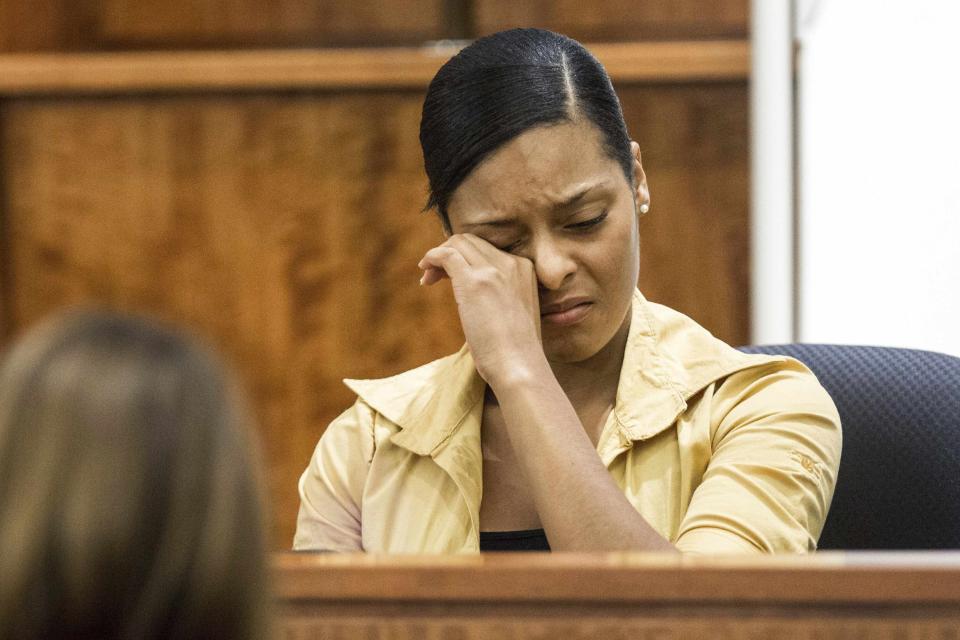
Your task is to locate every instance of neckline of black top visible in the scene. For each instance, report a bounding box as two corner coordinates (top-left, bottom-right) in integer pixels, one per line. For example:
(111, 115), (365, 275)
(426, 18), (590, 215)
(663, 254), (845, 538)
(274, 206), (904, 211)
(479, 528), (551, 552)
(479, 528), (545, 539)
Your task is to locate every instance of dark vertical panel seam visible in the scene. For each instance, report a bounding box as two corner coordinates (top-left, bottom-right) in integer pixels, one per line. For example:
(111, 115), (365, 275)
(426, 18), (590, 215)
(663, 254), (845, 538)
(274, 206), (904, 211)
(444, 0), (474, 40)
(64, 0), (103, 52)
(0, 99), (13, 342)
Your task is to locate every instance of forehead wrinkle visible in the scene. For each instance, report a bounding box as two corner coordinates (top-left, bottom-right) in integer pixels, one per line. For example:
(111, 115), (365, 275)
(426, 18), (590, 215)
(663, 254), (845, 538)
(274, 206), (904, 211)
(497, 176), (614, 215)
(544, 178), (614, 208)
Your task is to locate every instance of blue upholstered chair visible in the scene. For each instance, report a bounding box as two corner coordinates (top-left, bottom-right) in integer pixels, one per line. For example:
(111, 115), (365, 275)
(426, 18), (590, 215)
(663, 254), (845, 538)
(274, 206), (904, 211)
(737, 344), (960, 550)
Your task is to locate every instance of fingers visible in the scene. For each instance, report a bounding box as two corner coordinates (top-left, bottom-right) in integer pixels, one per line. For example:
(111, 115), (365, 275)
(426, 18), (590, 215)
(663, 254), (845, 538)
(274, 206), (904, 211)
(417, 245), (470, 286)
(418, 233), (532, 287)
(454, 233), (505, 263)
(419, 265), (447, 286)
(417, 234), (490, 286)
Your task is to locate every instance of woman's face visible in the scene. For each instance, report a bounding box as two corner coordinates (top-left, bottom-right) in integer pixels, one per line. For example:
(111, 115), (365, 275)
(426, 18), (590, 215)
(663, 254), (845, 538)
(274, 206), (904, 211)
(445, 120), (648, 364)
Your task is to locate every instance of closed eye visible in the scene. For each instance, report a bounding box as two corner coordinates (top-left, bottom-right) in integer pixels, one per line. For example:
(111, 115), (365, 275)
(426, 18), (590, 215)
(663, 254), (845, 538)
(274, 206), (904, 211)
(567, 210), (608, 230)
(492, 210), (608, 252)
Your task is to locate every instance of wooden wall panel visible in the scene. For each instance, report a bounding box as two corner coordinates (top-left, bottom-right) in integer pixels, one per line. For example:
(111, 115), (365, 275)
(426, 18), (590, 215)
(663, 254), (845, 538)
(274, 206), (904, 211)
(96, 0), (450, 48)
(0, 81), (749, 547)
(473, 0), (749, 42)
(1, 94), (464, 546)
(0, 0), (91, 52)
(0, 0), (450, 51)
(623, 82), (750, 346)
(2, 0), (749, 52)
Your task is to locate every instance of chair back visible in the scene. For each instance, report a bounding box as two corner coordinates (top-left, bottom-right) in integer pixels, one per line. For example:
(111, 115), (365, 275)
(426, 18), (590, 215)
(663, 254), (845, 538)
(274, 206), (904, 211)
(737, 344), (960, 550)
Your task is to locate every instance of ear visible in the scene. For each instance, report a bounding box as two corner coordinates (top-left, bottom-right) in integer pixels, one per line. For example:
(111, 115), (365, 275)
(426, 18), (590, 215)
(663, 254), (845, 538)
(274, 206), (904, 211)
(631, 141), (650, 214)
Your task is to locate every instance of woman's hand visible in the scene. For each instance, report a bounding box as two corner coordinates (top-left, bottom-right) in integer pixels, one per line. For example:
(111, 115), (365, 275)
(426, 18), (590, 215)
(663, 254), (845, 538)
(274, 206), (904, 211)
(418, 234), (547, 386)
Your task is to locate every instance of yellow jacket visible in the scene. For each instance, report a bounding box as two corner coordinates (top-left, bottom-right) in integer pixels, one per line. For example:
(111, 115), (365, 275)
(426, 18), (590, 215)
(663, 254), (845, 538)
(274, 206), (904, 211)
(294, 291), (841, 553)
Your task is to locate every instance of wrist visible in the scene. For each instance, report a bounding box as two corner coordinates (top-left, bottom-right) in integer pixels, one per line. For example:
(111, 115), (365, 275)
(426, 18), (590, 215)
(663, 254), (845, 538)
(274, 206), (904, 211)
(485, 349), (552, 390)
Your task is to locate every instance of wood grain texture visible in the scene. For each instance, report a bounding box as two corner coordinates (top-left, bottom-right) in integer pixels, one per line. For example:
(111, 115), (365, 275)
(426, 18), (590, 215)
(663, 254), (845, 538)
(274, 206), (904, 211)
(0, 0), (92, 52)
(474, 0), (749, 42)
(0, 106), (7, 340)
(626, 82), (750, 346)
(0, 42), (750, 95)
(281, 614), (960, 640)
(275, 551), (960, 602)
(1, 94), (464, 546)
(0, 0), (448, 51)
(96, 0), (448, 48)
(0, 80), (749, 546)
(273, 553), (960, 638)
(1, 0), (747, 52)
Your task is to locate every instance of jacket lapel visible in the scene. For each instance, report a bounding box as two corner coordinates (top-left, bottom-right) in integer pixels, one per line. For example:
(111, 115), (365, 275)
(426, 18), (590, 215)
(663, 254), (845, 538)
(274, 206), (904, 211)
(601, 290), (789, 459)
(345, 344), (486, 550)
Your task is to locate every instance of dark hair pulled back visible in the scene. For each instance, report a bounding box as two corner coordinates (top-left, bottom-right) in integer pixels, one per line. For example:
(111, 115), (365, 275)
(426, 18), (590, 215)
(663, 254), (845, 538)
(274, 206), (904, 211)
(419, 28), (633, 229)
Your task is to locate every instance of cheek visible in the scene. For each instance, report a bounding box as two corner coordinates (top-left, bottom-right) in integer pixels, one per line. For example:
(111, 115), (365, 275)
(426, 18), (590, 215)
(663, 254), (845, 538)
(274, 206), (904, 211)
(589, 217), (640, 290)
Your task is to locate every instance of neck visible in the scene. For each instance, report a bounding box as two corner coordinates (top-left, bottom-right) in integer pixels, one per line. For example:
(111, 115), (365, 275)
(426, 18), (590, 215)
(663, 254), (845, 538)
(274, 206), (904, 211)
(548, 310), (632, 409)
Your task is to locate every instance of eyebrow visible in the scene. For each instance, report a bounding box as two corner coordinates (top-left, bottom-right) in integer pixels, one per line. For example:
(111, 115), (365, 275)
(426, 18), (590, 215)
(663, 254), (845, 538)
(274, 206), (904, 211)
(462, 180), (612, 230)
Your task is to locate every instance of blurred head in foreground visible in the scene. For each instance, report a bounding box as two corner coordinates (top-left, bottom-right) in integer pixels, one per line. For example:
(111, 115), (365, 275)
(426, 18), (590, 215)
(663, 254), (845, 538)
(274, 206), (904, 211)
(0, 310), (269, 640)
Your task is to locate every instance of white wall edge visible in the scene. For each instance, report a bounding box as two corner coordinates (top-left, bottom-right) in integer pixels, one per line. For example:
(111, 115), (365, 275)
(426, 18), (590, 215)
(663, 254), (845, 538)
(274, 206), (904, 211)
(749, 0), (796, 345)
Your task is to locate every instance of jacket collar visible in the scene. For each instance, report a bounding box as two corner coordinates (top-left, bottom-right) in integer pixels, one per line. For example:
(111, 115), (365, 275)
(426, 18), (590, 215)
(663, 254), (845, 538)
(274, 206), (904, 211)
(613, 290), (785, 441)
(343, 344), (485, 456)
(343, 290), (780, 455)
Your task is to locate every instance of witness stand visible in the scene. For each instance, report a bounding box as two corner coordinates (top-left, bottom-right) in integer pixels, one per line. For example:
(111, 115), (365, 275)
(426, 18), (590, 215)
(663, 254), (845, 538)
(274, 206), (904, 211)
(275, 551), (960, 638)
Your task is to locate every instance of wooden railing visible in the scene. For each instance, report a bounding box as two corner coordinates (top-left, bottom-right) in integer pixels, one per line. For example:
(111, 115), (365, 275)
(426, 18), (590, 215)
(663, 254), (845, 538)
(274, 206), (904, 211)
(275, 552), (960, 638)
(0, 41), (748, 94)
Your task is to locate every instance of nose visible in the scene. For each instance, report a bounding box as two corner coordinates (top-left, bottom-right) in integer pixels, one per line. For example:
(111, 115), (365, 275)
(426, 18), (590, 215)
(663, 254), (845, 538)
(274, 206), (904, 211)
(531, 237), (577, 291)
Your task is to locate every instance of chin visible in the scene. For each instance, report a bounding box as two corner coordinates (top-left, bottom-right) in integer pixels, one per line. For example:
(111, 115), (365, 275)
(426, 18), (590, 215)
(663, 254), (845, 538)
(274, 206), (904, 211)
(542, 332), (607, 364)
(541, 302), (631, 365)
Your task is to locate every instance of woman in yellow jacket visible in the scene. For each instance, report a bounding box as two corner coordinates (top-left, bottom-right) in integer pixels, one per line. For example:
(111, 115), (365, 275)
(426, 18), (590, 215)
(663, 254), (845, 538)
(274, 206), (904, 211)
(294, 28), (841, 554)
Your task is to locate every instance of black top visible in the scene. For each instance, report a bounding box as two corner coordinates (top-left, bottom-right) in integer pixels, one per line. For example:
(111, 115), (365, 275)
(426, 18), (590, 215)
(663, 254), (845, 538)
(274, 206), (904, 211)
(479, 528), (551, 552)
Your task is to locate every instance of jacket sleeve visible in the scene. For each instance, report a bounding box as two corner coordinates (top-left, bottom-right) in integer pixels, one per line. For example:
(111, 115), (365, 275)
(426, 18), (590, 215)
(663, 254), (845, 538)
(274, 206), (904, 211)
(293, 399), (377, 551)
(675, 359), (842, 554)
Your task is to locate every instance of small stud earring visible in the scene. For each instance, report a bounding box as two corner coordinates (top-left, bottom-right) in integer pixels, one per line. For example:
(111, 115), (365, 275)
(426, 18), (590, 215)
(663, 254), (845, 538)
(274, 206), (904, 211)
(639, 203), (650, 215)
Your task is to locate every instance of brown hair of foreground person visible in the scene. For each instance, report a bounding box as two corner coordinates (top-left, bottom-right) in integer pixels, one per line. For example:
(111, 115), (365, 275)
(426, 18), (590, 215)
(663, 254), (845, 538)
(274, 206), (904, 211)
(0, 310), (270, 640)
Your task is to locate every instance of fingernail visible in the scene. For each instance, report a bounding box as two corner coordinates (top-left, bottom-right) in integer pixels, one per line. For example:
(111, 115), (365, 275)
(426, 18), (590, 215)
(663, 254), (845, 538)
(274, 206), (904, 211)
(419, 274), (425, 286)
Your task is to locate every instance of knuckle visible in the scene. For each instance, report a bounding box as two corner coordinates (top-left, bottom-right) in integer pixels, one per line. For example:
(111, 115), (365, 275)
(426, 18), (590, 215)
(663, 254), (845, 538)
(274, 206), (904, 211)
(474, 267), (500, 287)
(511, 256), (533, 273)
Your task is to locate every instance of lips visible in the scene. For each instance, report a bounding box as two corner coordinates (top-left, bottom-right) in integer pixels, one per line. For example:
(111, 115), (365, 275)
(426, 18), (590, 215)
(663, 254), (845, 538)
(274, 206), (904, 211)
(540, 297), (593, 326)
